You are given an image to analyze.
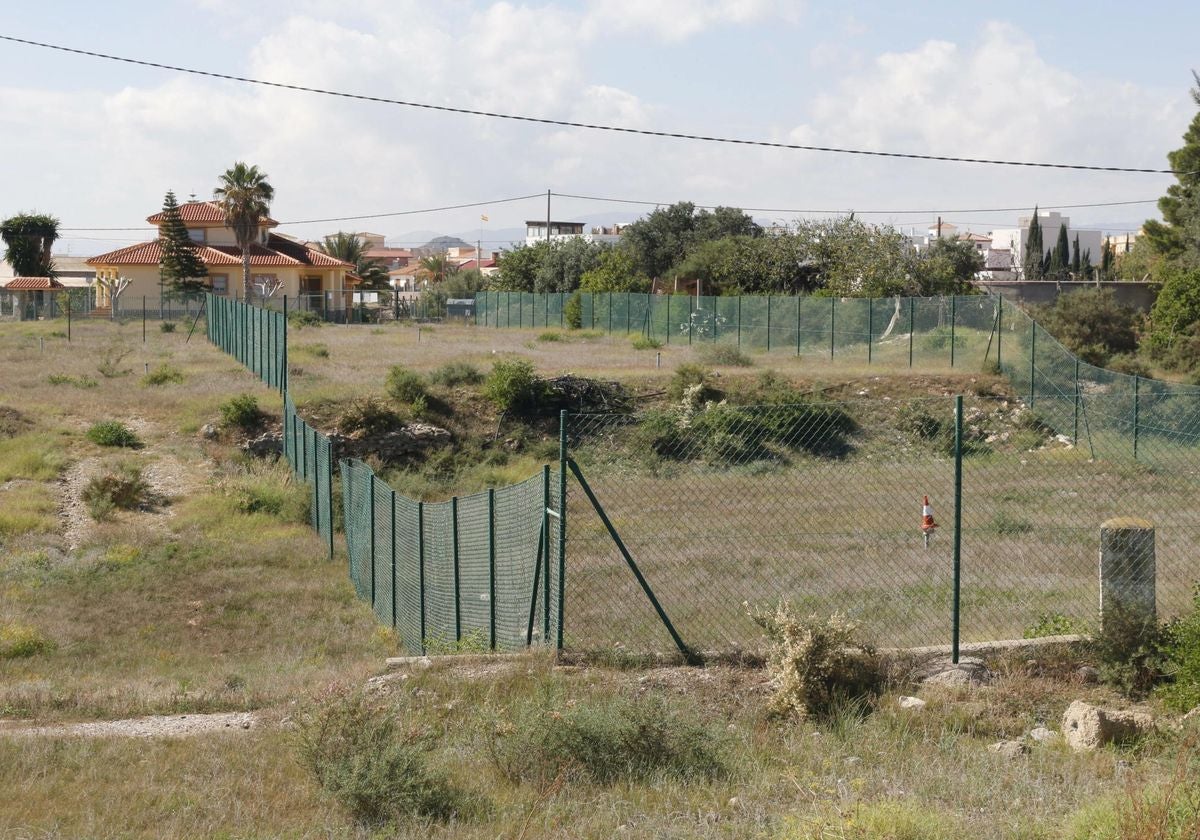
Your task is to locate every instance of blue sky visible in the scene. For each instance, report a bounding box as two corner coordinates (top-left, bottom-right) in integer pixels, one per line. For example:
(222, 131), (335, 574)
(0, 1), (1196, 254)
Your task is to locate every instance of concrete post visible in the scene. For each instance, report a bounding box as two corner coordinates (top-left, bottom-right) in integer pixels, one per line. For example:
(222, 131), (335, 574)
(1099, 517), (1155, 628)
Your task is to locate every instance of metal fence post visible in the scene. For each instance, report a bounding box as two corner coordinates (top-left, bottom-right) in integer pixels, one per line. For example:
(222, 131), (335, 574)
(952, 395), (963, 665)
(557, 410), (568, 652)
(390, 489), (397, 630)
(996, 298), (1003, 369)
(418, 501), (427, 654)
(452, 496), (461, 642)
(867, 297), (873, 364)
(488, 488), (496, 651)
(1133, 375), (1140, 460)
(368, 473), (376, 609)
(950, 294), (957, 368)
(907, 296), (914, 368)
(542, 464), (551, 643)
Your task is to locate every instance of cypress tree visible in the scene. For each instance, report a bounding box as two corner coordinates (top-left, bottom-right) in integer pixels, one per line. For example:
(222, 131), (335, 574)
(1023, 207), (1044, 280)
(1053, 223), (1071, 280)
(1071, 233), (1082, 275)
(1101, 243), (1116, 280)
(158, 190), (209, 297)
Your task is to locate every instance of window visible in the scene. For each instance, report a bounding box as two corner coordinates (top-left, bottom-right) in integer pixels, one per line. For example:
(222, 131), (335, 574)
(187, 228), (205, 243)
(211, 274), (228, 295)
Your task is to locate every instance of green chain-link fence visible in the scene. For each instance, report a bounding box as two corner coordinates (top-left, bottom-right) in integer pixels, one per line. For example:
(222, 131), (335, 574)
(340, 458), (564, 654)
(283, 395), (335, 560)
(204, 292), (287, 392)
(561, 396), (1200, 659)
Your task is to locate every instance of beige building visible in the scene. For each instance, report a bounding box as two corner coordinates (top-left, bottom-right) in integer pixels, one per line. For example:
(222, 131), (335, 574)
(87, 201), (356, 313)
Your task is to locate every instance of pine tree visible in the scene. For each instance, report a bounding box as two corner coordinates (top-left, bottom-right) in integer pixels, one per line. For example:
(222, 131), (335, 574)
(158, 190), (208, 297)
(1053, 223), (1071, 280)
(1023, 207), (1044, 280)
(1101, 243), (1116, 280)
(1144, 72), (1200, 269)
(1071, 233), (1082, 275)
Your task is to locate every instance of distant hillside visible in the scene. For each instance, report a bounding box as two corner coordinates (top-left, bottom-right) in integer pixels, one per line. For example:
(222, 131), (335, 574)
(415, 235), (471, 256)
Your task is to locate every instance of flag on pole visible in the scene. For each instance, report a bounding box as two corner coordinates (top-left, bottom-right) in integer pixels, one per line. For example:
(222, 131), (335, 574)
(480, 214), (489, 222)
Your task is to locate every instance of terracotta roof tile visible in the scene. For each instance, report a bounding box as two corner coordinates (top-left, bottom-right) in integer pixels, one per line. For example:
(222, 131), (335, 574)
(87, 237), (354, 271)
(146, 200), (277, 226)
(4, 276), (64, 290)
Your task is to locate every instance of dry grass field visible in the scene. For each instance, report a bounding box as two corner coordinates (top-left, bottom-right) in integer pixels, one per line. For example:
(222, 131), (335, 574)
(3, 314), (1200, 839)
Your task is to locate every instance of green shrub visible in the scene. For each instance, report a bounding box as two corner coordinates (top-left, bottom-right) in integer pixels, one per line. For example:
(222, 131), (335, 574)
(750, 603), (884, 721)
(1159, 585), (1200, 711)
(219, 394), (262, 431)
(0, 621), (56, 659)
(230, 473), (311, 523)
(564, 291), (583, 329)
(82, 463), (154, 521)
(48, 373), (98, 388)
(1091, 600), (1169, 698)
(385, 365), (427, 404)
(695, 343), (753, 367)
(339, 397), (403, 436)
(159, 321), (177, 333)
(297, 692), (472, 825)
(536, 331), (564, 342)
(631, 334), (662, 350)
(666, 363), (718, 402)
(294, 342), (330, 358)
(428, 362), (483, 387)
(488, 692), (730, 789)
(1024, 612), (1089, 639)
(288, 309), (323, 329)
(86, 420), (142, 449)
(1034, 289), (1141, 367)
(921, 325), (964, 354)
(484, 359), (542, 412)
(142, 363), (184, 386)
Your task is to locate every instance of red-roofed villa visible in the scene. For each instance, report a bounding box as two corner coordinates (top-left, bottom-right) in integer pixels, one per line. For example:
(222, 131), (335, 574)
(86, 201), (356, 313)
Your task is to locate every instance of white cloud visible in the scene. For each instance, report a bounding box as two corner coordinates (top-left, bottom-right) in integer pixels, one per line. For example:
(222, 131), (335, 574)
(582, 0), (801, 42)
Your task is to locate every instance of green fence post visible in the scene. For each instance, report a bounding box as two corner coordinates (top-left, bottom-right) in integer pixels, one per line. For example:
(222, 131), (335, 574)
(557, 410), (568, 652)
(488, 488), (496, 651)
(1133, 375), (1140, 460)
(829, 296), (835, 360)
(952, 395), (963, 665)
(765, 296), (772, 352)
(368, 473), (376, 609)
(907, 296), (914, 368)
(390, 489), (397, 629)
(867, 297), (873, 364)
(949, 295), (957, 368)
(282, 296), (288, 394)
(664, 294), (671, 346)
(1029, 323), (1037, 407)
(418, 501), (426, 654)
(736, 295), (742, 347)
(327, 438), (335, 560)
(996, 299), (1003, 369)
(1073, 358), (1081, 445)
(542, 464), (551, 643)
(142, 296), (147, 342)
(796, 296), (801, 357)
(451, 496), (461, 642)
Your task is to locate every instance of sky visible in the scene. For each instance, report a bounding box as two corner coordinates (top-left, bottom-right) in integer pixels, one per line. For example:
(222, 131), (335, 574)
(0, 0), (1197, 256)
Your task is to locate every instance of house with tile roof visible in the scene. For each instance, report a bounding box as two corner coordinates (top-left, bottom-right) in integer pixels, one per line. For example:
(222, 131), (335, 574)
(86, 201), (356, 313)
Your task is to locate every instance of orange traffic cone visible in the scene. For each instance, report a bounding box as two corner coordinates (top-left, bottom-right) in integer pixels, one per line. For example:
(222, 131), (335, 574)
(921, 495), (938, 534)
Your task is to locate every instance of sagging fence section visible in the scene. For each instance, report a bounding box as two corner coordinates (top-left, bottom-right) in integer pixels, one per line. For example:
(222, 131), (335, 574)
(283, 395), (335, 561)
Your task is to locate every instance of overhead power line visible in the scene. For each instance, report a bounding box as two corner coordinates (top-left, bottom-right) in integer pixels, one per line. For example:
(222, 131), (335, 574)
(0, 33), (1184, 175)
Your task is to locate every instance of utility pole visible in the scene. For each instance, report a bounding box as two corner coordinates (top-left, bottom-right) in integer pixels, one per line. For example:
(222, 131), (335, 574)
(546, 189), (551, 244)
(937, 216), (943, 240)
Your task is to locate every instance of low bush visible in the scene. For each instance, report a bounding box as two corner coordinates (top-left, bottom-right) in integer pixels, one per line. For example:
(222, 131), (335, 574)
(86, 420), (142, 449)
(536, 331), (564, 342)
(1159, 585), (1200, 712)
(385, 365), (427, 404)
(666, 363), (719, 402)
(484, 358), (543, 412)
(631, 334), (662, 350)
(487, 691), (730, 789)
(293, 342), (330, 358)
(142, 363), (184, 386)
(288, 310), (323, 329)
(339, 397), (403, 436)
(428, 362), (483, 387)
(0, 622), (56, 659)
(47, 373), (98, 388)
(159, 321), (177, 333)
(1091, 600), (1169, 698)
(1034, 288), (1142, 368)
(750, 602), (884, 721)
(1024, 612), (1089, 639)
(82, 463), (154, 521)
(219, 394), (262, 431)
(229, 472), (311, 523)
(695, 343), (753, 367)
(96, 345), (133, 378)
(921, 325), (965, 354)
(297, 691), (472, 825)
(564, 291), (583, 329)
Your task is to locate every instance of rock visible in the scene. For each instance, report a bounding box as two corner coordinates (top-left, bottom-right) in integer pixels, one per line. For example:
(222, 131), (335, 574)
(898, 696), (926, 710)
(1076, 665), (1100, 684)
(1029, 726), (1060, 744)
(923, 658), (992, 688)
(200, 423), (219, 440)
(989, 740), (1029, 758)
(727, 797), (740, 808)
(242, 431), (282, 457)
(1182, 706), (1200, 723)
(1061, 700), (1155, 751)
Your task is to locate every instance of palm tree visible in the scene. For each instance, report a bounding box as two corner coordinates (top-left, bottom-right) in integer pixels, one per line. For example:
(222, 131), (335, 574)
(418, 254), (454, 287)
(321, 231), (389, 289)
(214, 162), (274, 302)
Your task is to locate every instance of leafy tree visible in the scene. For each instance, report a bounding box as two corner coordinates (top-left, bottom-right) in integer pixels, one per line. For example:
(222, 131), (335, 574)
(911, 237), (984, 295)
(1023, 208), (1044, 281)
(322, 231), (389, 290)
(579, 247), (650, 292)
(622, 202), (760, 279)
(1148, 266), (1200, 359)
(492, 238), (607, 292)
(492, 241), (544, 291)
(1034, 289), (1140, 366)
(214, 162), (274, 302)
(157, 190), (208, 297)
(419, 268), (487, 314)
(798, 218), (915, 297)
(1, 213), (59, 277)
(1143, 72), (1200, 269)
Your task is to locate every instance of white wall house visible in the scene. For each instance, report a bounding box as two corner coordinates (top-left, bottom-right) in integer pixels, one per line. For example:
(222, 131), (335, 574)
(524, 220), (627, 247)
(989, 211), (1104, 279)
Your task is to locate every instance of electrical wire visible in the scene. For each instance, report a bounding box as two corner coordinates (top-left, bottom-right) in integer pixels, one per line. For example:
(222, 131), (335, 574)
(0, 33), (1184, 175)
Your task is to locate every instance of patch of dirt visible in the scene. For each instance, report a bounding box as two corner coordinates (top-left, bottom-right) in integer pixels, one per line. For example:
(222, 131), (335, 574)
(0, 712), (260, 739)
(0, 405), (32, 438)
(59, 456), (103, 550)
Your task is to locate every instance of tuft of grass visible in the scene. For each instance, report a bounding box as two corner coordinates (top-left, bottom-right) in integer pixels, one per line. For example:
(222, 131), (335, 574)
(219, 394), (262, 432)
(631, 334), (662, 350)
(293, 342), (330, 358)
(47, 373), (98, 388)
(86, 421), (142, 449)
(0, 621), (56, 659)
(82, 463), (154, 521)
(288, 310), (323, 329)
(787, 801), (966, 840)
(695, 343), (753, 367)
(142, 363), (184, 386)
(159, 322), (177, 334)
(385, 365), (428, 404)
(0, 433), (69, 482)
(536, 331), (564, 342)
(227, 467), (311, 524)
(487, 690), (731, 789)
(428, 361), (483, 387)
(988, 510), (1033, 535)
(297, 691), (475, 825)
(0, 483), (58, 536)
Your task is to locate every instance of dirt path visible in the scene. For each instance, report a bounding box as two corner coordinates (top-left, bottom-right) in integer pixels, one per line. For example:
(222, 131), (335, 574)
(0, 712), (260, 739)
